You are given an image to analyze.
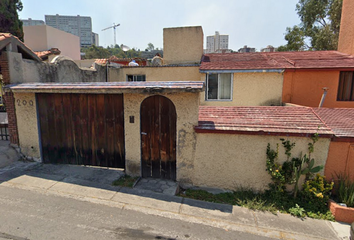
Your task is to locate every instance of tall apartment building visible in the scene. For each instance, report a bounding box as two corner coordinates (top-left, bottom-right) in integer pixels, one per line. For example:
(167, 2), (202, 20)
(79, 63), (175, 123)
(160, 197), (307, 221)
(206, 31), (229, 53)
(21, 18), (45, 26)
(45, 14), (93, 47)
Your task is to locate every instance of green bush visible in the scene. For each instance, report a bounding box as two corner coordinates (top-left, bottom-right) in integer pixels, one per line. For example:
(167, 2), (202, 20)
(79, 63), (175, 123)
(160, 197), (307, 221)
(301, 174), (333, 212)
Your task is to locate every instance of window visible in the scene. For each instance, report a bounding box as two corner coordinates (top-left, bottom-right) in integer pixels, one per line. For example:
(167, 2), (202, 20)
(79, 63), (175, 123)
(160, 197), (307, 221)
(127, 75), (146, 82)
(206, 73), (232, 100)
(337, 71), (354, 101)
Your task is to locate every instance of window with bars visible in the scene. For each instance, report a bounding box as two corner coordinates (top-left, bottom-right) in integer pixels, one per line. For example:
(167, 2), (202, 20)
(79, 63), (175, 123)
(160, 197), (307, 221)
(337, 72), (354, 101)
(206, 73), (232, 100)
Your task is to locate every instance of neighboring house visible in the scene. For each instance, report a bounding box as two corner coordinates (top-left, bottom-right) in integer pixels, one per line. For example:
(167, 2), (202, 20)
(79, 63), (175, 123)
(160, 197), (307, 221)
(313, 108), (354, 181)
(281, 51), (354, 108)
(23, 25), (81, 60)
(200, 51), (354, 108)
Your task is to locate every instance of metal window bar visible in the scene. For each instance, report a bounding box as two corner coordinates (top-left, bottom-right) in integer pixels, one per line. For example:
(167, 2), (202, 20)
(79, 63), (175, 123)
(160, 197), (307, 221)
(0, 123), (9, 140)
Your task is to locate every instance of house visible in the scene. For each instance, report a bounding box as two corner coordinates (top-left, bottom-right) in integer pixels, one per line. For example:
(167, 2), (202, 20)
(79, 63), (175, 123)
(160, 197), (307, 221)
(23, 25), (81, 60)
(200, 51), (354, 108)
(2, 0), (354, 191)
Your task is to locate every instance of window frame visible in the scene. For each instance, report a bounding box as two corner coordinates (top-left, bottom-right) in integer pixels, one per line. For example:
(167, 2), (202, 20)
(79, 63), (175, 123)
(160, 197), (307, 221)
(337, 71), (354, 101)
(126, 74), (146, 82)
(205, 73), (233, 101)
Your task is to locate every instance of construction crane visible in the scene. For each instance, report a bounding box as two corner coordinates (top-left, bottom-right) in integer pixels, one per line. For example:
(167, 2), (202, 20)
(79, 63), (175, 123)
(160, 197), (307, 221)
(102, 23), (120, 46)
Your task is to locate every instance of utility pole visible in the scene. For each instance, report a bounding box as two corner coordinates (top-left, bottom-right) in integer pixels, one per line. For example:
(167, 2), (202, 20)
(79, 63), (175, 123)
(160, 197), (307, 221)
(102, 23), (120, 46)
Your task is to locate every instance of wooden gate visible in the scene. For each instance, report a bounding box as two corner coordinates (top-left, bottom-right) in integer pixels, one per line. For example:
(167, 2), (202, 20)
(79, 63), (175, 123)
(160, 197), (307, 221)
(140, 95), (176, 180)
(37, 93), (125, 168)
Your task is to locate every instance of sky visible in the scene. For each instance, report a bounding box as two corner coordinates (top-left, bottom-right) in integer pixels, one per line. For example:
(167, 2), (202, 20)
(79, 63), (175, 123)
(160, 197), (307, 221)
(19, 0), (301, 51)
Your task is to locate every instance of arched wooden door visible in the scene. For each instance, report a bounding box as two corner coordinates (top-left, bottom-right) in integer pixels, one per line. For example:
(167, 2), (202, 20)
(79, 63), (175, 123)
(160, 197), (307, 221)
(140, 95), (176, 180)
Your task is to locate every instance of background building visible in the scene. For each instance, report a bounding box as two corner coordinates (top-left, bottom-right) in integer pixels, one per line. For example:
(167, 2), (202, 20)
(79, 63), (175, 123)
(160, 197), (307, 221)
(23, 25), (81, 60)
(91, 32), (99, 46)
(45, 14), (93, 48)
(206, 31), (229, 53)
(238, 45), (256, 53)
(261, 45), (277, 52)
(21, 18), (45, 26)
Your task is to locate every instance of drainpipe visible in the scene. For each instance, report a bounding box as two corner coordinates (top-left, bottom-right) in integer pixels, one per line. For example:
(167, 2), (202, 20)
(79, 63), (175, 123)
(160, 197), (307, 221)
(318, 87), (329, 108)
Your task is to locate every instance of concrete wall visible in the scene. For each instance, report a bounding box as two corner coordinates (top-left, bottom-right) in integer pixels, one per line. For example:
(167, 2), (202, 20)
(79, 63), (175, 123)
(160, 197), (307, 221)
(123, 92), (200, 185)
(192, 134), (331, 191)
(338, 0), (354, 55)
(24, 25), (81, 60)
(325, 142), (354, 182)
(74, 59), (96, 68)
(13, 92), (40, 159)
(283, 70), (354, 108)
(201, 72), (283, 106)
(108, 66), (202, 82)
(7, 52), (106, 83)
(163, 26), (204, 65)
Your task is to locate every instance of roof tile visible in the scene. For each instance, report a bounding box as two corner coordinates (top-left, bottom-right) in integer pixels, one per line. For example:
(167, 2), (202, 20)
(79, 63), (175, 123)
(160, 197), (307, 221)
(196, 106), (333, 136)
(313, 108), (354, 138)
(200, 51), (354, 71)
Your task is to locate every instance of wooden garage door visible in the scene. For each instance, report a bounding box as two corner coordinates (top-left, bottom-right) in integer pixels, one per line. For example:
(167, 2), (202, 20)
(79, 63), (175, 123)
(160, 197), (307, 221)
(37, 93), (125, 168)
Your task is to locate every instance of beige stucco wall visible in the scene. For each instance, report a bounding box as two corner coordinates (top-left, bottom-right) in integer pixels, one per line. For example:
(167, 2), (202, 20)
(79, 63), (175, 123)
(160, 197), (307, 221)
(108, 66), (202, 82)
(13, 92), (40, 159)
(200, 72), (283, 106)
(24, 25), (81, 60)
(123, 92), (199, 184)
(192, 134), (331, 191)
(163, 26), (204, 65)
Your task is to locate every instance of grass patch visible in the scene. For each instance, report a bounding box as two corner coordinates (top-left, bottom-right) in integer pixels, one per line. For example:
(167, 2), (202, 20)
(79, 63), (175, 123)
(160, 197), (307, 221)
(112, 175), (138, 188)
(178, 188), (334, 220)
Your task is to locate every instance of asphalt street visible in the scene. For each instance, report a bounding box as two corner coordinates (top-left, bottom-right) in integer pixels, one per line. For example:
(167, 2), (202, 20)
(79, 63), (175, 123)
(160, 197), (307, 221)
(0, 185), (277, 240)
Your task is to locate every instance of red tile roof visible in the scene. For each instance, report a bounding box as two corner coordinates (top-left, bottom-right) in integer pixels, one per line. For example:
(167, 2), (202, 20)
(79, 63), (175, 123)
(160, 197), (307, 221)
(0, 33), (41, 62)
(313, 108), (354, 139)
(195, 106), (333, 137)
(6, 81), (205, 94)
(200, 51), (354, 71)
(34, 48), (61, 60)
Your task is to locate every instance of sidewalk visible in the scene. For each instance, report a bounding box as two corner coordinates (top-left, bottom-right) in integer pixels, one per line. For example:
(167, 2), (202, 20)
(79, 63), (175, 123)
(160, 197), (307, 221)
(0, 162), (350, 240)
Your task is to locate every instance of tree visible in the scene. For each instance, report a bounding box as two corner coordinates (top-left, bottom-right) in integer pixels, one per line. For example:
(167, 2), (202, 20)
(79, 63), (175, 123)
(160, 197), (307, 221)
(81, 45), (111, 59)
(146, 43), (154, 51)
(278, 0), (342, 51)
(0, 0), (24, 41)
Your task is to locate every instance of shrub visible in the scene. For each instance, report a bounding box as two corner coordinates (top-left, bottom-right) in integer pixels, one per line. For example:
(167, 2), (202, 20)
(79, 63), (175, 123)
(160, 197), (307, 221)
(335, 172), (354, 207)
(301, 174), (333, 212)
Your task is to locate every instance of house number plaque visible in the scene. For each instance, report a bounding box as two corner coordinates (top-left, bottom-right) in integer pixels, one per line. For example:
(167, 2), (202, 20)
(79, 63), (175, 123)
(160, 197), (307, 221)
(16, 99), (34, 107)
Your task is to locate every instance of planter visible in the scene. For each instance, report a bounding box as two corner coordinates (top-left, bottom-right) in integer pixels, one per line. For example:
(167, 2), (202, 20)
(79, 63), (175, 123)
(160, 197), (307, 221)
(329, 200), (354, 223)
